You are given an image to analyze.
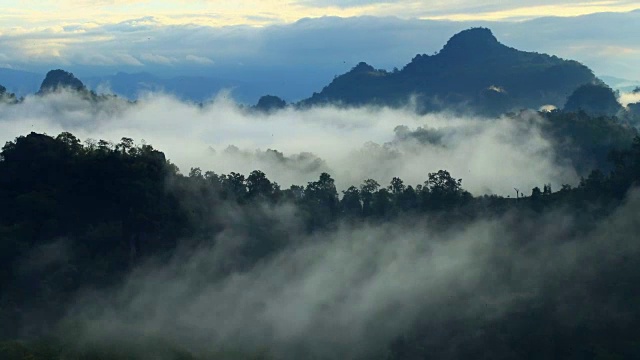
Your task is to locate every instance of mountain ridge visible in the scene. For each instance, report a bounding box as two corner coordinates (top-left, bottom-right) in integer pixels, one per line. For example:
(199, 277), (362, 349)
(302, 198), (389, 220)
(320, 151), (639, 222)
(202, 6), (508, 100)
(0, 27), (628, 116)
(300, 27), (599, 115)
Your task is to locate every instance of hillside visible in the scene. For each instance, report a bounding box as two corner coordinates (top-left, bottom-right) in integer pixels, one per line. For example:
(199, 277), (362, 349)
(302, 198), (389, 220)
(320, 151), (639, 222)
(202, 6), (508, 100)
(37, 69), (87, 94)
(300, 27), (598, 115)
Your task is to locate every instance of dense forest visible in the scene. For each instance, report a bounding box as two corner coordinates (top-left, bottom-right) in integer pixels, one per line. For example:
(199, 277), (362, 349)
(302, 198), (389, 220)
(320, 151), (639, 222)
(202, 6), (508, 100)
(2, 104), (640, 358)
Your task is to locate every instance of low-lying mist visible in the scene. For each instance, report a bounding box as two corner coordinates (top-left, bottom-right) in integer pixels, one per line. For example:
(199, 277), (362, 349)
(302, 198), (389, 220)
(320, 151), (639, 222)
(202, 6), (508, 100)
(0, 91), (578, 195)
(61, 187), (640, 359)
(3, 90), (640, 359)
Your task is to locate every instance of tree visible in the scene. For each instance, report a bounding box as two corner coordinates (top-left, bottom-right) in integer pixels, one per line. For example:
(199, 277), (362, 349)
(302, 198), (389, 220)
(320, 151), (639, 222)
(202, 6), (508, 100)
(222, 172), (246, 200)
(360, 179), (380, 216)
(372, 188), (392, 217)
(388, 177), (406, 195)
(341, 186), (362, 217)
(426, 170), (462, 194)
(246, 170), (273, 199)
(564, 83), (623, 117)
(283, 184), (304, 201)
(397, 185), (419, 211)
(531, 186), (542, 198)
(116, 137), (135, 154)
(189, 167), (203, 179)
(304, 173), (339, 225)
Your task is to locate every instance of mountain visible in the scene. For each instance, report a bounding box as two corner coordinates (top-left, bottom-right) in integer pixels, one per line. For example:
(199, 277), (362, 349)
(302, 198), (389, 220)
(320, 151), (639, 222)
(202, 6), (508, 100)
(38, 69), (87, 94)
(253, 95), (287, 113)
(564, 83), (623, 117)
(300, 27), (598, 115)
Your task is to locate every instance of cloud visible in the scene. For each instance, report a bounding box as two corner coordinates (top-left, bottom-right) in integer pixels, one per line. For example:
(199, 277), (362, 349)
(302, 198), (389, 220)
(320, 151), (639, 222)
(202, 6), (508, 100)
(0, 91), (578, 196)
(141, 53), (177, 65)
(2, 0), (639, 28)
(417, 0), (640, 20)
(620, 91), (640, 107)
(114, 53), (143, 66)
(185, 54), (214, 65)
(298, 0), (403, 8)
(1, 11), (640, 92)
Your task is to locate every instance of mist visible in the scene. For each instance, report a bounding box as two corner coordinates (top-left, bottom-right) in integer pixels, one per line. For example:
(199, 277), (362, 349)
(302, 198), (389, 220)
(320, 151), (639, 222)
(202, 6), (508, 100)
(60, 184), (640, 359)
(620, 90), (640, 107)
(0, 91), (578, 195)
(2, 89), (639, 359)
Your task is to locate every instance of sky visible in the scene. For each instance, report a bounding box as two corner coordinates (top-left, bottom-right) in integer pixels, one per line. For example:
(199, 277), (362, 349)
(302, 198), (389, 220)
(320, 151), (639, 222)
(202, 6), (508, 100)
(1, 1), (640, 98)
(2, 0), (640, 26)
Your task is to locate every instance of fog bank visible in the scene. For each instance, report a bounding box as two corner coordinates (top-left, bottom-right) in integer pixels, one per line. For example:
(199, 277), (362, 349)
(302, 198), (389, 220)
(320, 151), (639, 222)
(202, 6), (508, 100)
(0, 92), (578, 195)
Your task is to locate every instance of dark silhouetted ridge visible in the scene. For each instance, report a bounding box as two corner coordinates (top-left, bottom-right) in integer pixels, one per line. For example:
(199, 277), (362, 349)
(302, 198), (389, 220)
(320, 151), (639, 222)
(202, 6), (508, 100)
(564, 83), (623, 116)
(350, 62), (376, 73)
(254, 95), (287, 113)
(38, 69), (86, 93)
(439, 27), (502, 57)
(299, 27), (598, 115)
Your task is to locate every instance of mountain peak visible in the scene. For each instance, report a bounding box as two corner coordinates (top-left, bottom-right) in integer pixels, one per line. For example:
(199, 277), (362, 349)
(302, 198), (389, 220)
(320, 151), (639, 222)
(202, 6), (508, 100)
(254, 95), (286, 113)
(350, 62), (375, 73)
(39, 69), (86, 93)
(439, 27), (502, 56)
(300, 27), (597, 115)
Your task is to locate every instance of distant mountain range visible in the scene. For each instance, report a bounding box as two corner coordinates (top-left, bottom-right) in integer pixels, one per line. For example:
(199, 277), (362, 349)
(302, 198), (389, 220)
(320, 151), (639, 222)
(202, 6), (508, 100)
(299, 27), (600, 115)
(0, 69), (256, 103)
(1, 27), (638, 117)
(600, 75), (640, 93)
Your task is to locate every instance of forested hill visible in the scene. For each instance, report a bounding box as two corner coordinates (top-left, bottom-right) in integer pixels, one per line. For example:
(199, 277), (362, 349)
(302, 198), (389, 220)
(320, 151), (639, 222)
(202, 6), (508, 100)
(300, 27), (598, 115)
(2, 118), (640, 358)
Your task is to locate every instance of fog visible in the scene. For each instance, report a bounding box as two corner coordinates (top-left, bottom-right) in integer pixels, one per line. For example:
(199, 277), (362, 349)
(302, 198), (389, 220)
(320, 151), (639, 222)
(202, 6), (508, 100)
(0, 91), (578, 195)
(61, 185), (640, 359)
(3, 90), (639, 359)
(620, 90), (640, 107)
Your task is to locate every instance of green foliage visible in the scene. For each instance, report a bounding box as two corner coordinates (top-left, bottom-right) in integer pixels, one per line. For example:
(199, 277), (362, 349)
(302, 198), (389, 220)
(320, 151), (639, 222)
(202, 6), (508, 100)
(3, 128), (640, 358)
(564, 83), (623, 116)
(539, 110), (638, 174)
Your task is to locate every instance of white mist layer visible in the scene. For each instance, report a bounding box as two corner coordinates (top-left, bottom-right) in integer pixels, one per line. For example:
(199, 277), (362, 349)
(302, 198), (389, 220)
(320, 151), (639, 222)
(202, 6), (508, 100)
(0, 91), (578, 195)
(620, 91), (640, 107)
(64, 189), (640, 359)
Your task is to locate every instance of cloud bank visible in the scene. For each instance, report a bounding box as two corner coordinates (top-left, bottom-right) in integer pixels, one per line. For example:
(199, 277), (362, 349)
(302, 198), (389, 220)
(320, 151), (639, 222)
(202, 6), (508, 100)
(0, 91), (578, 195)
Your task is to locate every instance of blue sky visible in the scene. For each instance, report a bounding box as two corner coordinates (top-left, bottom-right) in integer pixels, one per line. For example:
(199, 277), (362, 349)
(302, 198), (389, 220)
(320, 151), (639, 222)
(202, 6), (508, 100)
(1, 1), (639, 98)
